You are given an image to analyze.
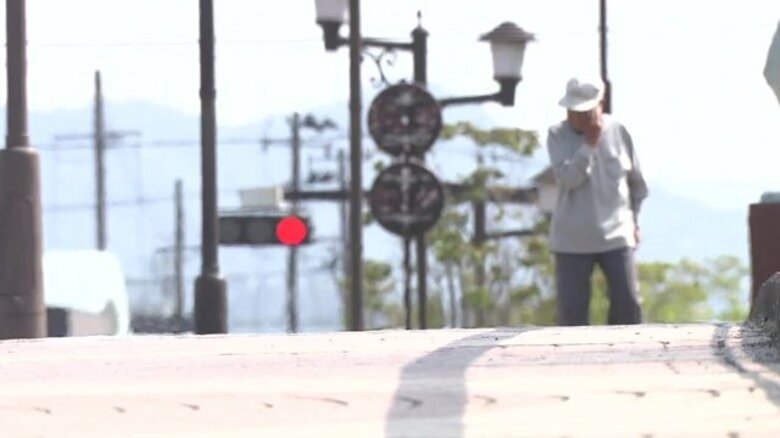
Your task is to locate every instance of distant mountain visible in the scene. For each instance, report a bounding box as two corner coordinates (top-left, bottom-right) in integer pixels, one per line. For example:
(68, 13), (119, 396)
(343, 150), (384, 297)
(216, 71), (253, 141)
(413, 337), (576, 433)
(636, 184), (749, 264)
(0, 99), (753, 332)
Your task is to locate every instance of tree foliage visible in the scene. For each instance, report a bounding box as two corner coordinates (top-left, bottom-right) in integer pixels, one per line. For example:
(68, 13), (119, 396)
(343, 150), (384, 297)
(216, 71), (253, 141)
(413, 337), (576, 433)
(589, 256), (748, 324)
(327, 121), (750, 329)
(440, 121), (539, 156)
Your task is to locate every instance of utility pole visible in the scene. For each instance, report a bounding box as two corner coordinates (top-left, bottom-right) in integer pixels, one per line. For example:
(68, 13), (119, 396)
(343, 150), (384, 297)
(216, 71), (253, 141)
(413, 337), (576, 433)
(94, 71), (107, 250)
(0, 0), (46, 339)
(174, 179), (185, 329)
(303, 147), (355, 330)
(194, 0), (228, 334)
(287, 113), (301, 333)
(55, 71), (139, 252)
(599, 0), (612, 114)
(348, 0), (365, 331)
(259, 113), (339, 332)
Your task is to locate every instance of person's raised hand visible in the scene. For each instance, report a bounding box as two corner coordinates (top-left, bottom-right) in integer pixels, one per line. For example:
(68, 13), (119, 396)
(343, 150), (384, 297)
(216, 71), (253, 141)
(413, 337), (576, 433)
(584, 107), (603, 147)
(634, 225), (642, 249)
(584, 122), (601, 147)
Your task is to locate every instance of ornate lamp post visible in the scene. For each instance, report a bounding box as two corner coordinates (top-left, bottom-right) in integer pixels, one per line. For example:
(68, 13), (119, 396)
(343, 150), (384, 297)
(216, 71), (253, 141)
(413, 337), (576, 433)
(315, 0), (433, 331)
(315, 0), (533, 330)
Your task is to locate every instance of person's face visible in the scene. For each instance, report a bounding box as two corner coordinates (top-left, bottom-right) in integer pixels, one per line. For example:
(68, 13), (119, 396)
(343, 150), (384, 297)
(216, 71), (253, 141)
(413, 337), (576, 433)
(567, 103), (602, 132)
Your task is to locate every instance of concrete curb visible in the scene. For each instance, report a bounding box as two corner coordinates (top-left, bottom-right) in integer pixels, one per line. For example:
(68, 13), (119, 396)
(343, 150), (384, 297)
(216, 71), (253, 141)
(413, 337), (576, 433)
(749, 271), (780, 335)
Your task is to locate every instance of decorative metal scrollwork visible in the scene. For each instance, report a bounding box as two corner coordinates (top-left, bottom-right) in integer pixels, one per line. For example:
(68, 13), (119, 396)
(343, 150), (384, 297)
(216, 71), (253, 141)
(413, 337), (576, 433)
(362, 48), (398, 88)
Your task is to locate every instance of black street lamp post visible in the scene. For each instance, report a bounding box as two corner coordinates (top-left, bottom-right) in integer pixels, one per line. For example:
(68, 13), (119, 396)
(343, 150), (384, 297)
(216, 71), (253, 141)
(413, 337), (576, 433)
(0, 0), (46, 339)
(599, 0), (612, 114)
(194, 0), (228, 334)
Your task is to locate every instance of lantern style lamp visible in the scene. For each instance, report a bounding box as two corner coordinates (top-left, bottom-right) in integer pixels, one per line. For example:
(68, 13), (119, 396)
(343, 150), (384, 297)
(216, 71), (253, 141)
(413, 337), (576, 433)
(480, 22), (536, 106)
(314, 0), (348, 51)
(438, 21), (535, 108)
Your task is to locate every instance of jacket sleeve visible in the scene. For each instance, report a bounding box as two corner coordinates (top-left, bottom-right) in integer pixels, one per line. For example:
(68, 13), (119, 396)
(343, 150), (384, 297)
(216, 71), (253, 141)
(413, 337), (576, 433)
(619, 125), (649, 217)
(546, 127), (595, 190)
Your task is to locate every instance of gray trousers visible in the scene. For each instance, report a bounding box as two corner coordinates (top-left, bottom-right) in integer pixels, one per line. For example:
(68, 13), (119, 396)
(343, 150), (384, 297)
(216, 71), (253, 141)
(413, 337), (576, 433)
(554, 247), (642, 326)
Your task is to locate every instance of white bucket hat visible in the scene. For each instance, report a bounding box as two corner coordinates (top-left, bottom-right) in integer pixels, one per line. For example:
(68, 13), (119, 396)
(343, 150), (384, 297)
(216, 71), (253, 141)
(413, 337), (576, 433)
(558, 77), (605, 112)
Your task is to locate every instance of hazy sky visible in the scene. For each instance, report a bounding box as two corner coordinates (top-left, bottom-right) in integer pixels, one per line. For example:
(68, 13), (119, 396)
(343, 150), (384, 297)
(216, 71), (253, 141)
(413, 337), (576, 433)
(1, 0), (779, 210)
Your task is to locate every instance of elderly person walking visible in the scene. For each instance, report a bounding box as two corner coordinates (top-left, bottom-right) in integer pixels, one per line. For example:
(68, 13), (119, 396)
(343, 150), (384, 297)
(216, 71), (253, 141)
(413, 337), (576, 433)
(546, 76), (648, 326)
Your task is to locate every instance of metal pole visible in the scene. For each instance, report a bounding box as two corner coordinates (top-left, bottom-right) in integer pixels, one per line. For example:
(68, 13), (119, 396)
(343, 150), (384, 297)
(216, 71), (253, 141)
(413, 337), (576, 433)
(599, 0), (612, 114)
(287, 113), (300, 333)
(403, 237), (412, 330)
(415, 236), (427, 329)
(194, 0), (227, 334)
(338, 149), (351, 330)
(412, 18), (429, 329)
(0, 0), (46, 339)
(446, 264), (457, 327)
(94, 71), (107, 251)
(412, 15), (428, 85)
(174, 179), (185, 329)
(348, 0), (365, 331)
(473, 199), (487, 327)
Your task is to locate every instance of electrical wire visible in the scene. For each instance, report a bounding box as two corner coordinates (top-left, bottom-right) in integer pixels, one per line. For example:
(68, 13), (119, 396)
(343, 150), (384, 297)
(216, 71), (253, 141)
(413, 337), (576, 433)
(25, 38), (321, 48)
(44, 189), (246, 212)
(126, 264), (332, 286)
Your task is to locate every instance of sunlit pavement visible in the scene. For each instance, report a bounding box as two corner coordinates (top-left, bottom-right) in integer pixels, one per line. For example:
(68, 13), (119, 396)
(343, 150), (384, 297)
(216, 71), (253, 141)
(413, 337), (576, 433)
(2, 323), (780, 437)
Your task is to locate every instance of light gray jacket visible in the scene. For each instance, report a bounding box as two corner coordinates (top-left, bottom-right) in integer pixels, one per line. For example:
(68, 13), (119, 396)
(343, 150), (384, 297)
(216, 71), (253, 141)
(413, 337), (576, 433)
(546, 115), (648, 254)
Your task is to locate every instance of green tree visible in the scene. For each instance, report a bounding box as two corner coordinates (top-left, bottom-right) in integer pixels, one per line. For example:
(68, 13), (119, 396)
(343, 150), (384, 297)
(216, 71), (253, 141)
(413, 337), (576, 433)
(511, 225), (557, 325)
(331, 120), (750, 330)
(363, 259), (402, 328)
(706, 255), (749, 322)
(325, 255), (401, 330)
(588, 256), (749, 324)
(427, 121), (544, 327)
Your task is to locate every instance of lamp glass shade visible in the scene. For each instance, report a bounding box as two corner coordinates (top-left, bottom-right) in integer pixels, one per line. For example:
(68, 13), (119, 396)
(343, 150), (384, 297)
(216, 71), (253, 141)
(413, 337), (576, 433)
(315, 0), (347, 24)
(490, 40), (527, 79)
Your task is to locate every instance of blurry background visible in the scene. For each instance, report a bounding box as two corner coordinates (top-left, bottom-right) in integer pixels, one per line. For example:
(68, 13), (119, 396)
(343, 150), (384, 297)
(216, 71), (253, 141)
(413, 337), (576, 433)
(1, 0), (777, 332)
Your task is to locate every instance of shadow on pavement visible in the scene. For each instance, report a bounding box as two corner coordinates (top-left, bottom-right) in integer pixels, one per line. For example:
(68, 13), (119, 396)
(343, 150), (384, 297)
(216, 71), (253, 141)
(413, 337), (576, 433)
(713, 322), (780, 409)
(384, 326), (535, 438)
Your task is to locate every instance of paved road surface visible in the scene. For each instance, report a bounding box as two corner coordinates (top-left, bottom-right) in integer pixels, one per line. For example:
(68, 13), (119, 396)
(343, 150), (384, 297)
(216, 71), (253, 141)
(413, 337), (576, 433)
(2, 323), (780, 437)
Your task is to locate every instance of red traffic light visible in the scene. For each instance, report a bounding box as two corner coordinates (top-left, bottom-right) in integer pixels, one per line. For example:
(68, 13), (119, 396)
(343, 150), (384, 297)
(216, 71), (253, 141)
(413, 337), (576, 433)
(219, 212), (312, 246)
(275, 215), (309, 246)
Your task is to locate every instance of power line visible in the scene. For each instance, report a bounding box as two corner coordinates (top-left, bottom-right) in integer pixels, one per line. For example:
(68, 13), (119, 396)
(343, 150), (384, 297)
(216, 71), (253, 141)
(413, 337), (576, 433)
(44, 132), (529, 159)
(39, 138), (259, 151)
(43, 189), (252, 212)
(126, 265), (332, 286)
(24, 38), (321, 48)
(41, 136), (527, 162)
(38, 136), (359, 151)
(152, 235), (342, 255)
(45, 197), (171, 212)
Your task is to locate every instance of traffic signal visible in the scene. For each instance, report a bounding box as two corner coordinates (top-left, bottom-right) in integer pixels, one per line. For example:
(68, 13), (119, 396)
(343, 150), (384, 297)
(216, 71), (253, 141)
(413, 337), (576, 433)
(219, 212), (312, 246)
